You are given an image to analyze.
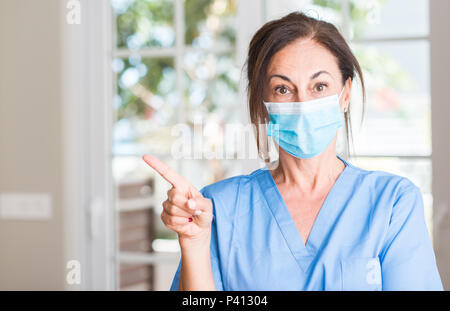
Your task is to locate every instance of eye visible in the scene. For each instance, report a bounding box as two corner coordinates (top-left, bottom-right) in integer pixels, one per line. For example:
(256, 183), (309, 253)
(314, 83), (328, 93)
(274, 85), (291, 95)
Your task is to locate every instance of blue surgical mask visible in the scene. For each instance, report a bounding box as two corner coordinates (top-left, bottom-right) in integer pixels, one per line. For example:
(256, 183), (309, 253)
(264, 87), (345, 159)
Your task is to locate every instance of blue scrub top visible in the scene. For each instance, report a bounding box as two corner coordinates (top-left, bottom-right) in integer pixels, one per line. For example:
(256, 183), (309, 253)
(170, 156), (443, 291)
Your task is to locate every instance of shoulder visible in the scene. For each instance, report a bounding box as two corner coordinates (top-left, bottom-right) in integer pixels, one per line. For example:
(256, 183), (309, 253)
(344, 159), (424, 222)
(344, 159), (420, 197)
(343, 160), (426, 239)
(200, 167), (266, 201)
(199, 167), (266, 220)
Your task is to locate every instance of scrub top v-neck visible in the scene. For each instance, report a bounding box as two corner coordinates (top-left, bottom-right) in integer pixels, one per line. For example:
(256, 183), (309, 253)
(170, 156), (443, 291)
(260, 156), (350, 274)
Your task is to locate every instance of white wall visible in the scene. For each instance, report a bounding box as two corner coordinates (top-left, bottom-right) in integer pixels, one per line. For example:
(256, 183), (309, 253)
(0, 0), (65, 290)
(430, 0), (450, 290)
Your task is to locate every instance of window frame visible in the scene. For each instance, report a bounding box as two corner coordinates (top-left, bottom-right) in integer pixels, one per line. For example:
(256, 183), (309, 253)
(61, 0), (116, 290)
(336, 0), (434, 236)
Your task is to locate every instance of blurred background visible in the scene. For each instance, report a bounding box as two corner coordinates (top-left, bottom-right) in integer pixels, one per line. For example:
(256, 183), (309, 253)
(0, 0), (449, 290)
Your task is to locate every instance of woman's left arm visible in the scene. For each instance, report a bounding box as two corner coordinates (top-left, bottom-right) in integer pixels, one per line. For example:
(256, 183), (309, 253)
(380, 184), (443, 290)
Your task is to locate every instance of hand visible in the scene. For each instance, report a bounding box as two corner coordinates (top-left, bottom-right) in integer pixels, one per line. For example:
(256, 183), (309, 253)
(142, 155), (213, 247)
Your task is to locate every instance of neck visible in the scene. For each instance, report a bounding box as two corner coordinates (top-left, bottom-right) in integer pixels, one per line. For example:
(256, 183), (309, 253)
(271, 137), (345, 194)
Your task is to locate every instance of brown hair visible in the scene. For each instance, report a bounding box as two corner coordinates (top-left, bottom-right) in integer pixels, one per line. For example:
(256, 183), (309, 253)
(244, 11), (366, 162)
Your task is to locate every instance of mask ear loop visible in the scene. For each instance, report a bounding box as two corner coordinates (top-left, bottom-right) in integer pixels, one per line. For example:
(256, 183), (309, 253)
(338, 86), (345, 100)
(339, 86), (348, 113)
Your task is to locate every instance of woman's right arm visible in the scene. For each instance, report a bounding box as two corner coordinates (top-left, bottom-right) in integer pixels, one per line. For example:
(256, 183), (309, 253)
(143, 155), (216, 291)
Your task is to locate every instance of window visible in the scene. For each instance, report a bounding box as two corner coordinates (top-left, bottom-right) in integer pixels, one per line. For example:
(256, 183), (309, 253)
(111, 0), (239, 290)
(292, 0), (433, 234)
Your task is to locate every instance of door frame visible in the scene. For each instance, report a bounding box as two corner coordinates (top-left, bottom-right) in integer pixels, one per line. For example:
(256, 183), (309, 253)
(60, 0), (116, 290)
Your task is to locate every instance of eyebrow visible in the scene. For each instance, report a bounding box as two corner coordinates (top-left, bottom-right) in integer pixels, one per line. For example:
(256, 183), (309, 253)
(310, 70), (331, 80)
(268, 70), (331, 83)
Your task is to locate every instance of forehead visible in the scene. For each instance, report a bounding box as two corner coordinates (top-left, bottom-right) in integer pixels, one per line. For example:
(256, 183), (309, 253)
(267, 38), (340, 77)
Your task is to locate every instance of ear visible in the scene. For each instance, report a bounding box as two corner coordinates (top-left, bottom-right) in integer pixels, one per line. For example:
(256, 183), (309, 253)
(340, 78), (352, 113)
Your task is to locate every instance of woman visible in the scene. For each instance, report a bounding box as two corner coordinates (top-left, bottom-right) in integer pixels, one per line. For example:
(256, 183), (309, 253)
(143, 12), (442, 290)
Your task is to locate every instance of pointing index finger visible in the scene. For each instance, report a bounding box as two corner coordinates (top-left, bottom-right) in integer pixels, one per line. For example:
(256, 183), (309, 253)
(142, 154), (189, 189)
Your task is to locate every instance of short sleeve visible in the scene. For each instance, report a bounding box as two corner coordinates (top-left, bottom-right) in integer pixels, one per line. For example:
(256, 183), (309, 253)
(380, 184), (443, 290)
(169, 186), (225, 290)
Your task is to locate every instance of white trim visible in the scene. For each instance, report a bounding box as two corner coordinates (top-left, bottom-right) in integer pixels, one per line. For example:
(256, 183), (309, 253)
(351, 36), (430, 44)
(174, 0), (185, 178)
(61, 0), (88, 290)
(351, 155), (431, 159)
(115, 47), (177, 58)
(117, 197), (154, 212)
(341, 0), (351, 41)
(118, 252), (180, 265)
(111, 2), (121, 291)
(114, 46), (234, 58)
(236, 0), (266, 173)
(61, 0), (115, 290)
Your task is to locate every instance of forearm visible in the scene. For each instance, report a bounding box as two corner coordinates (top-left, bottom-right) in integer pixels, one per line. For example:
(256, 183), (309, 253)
(178, 236), (217, 291)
